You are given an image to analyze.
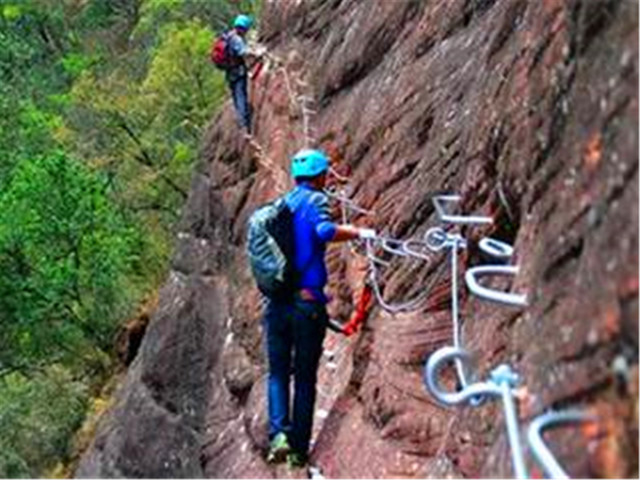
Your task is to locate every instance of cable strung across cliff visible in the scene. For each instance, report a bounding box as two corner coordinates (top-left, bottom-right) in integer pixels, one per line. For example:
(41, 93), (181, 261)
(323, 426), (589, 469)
(239, 5), (632, 474)
(324, 185), (602, 479)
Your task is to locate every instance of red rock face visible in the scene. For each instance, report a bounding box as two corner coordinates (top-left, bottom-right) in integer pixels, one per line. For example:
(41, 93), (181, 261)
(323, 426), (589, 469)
(77, 1), (638, 478)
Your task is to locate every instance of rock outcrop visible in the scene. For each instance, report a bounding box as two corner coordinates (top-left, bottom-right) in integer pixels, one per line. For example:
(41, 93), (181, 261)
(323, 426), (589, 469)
(77, 0), (638, 478)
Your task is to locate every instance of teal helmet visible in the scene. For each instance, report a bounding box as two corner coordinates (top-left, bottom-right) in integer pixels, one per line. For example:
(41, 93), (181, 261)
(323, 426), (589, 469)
(291, 149), (329, 179)
(233, 14), (253, 30)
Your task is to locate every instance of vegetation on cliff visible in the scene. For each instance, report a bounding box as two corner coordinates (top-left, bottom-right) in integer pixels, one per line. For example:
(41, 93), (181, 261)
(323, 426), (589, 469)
(0, 0), (256, 475)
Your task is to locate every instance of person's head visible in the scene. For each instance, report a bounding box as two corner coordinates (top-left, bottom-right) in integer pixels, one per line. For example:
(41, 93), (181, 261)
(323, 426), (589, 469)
(233, 14), (253, 35)
(291, 149), (329, 189)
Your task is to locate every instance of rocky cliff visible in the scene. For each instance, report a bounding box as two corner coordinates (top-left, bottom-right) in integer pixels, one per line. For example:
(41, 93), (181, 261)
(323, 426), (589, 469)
(77, 0), (638, 478)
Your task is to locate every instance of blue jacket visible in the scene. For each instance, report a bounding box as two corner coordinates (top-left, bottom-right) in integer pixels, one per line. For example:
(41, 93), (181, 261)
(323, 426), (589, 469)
(284, 184), (337, 302)
(225, 30), (248, 83)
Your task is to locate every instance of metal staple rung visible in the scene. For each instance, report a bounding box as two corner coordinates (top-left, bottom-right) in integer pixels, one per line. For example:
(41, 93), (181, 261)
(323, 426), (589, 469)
(432, 194), (493, 225)
(527, 410), (597, 479)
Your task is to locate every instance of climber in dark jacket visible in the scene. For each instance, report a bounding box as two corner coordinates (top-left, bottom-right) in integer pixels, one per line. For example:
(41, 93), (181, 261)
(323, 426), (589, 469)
(264, 149), (376, 468)
(224, 14), (262, 135)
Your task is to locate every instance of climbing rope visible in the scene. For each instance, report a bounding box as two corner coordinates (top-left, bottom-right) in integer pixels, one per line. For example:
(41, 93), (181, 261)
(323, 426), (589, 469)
(364, 236), (445, 313)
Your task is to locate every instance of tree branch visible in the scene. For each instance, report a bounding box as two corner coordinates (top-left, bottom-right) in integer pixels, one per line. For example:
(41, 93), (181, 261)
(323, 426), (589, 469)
(114, 115), (188, 199)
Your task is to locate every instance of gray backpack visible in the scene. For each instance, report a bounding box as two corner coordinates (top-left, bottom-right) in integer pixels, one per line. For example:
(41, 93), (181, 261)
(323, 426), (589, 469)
(246, 197), (296, 299)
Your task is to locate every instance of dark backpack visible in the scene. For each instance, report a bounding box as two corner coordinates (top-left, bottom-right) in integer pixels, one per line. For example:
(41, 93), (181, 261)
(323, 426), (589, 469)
(246, 197), (297, 299)
(210, 31), (234, 69)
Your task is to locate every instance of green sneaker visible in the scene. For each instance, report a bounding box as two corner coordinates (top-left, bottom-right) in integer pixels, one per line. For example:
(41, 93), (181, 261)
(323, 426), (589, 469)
(286, 451), (308, 469)
(267, 432), (290, 463)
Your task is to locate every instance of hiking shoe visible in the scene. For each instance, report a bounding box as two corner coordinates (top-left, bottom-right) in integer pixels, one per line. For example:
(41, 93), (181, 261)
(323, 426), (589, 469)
(286, 451), (308, 469)
(267, 432), (290, 463)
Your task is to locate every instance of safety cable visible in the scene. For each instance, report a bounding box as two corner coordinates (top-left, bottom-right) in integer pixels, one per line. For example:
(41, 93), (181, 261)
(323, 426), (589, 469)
(364, 237), (447, 313)
(420, 195), (597, 479)
(324, 183), (449, 314)
(254, 47), (598, 479)
(326, 190), (598, 478)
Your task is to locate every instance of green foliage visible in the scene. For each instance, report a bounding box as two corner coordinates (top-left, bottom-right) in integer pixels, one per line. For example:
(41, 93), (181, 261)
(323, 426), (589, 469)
(64, 17), (226, 258)
(0, 152), (140, 368)
(60, 52), (96, 78)
(0, 367), (88, 477)
(0, 0), (259, 475)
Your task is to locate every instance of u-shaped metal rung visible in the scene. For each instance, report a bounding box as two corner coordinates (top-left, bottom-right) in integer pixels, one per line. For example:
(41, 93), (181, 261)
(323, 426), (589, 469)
(401, 239), (433, 261)
(424, 347), (528, 479)
(433, 194), (494, 225)
(423, 346), (503, 406)
(465, 265), (528, 307)
(380, 237), (409, 257)
(528, 410), (598, 479)
(479, 237), (514, 260)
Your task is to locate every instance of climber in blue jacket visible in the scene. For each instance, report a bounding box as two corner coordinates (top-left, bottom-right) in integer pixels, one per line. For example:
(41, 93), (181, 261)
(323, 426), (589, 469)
(224, 14), (264, 135)
(264, 149), (376, 468)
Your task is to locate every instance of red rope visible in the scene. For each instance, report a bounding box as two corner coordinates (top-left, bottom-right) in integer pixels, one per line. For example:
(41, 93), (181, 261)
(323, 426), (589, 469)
(342, 284), (373, 337)
(251, 61), (264, 80)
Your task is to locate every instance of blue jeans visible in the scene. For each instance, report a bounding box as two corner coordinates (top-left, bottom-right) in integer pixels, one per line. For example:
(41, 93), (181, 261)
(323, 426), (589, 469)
(229, 76), (251, 132)
(263, 297), (327, 455)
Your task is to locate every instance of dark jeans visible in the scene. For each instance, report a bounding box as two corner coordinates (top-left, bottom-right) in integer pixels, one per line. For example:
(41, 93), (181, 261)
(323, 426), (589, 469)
(263, 297), (327, 455)
(229, 76), (252, 132)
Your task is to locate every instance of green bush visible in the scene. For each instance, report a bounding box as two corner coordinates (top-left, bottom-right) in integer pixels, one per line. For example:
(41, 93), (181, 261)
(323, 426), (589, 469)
(0, 152), (140, 369)
(0, 367), (88, 478)
(0, 0), (258, 475)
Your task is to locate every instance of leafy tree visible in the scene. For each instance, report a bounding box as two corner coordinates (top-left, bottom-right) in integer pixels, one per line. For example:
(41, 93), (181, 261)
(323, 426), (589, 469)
(0, 0), (259, 476)
(64, 17), (226, 266)
(0, 367), (88, 477)
(0, 152), (139, 372)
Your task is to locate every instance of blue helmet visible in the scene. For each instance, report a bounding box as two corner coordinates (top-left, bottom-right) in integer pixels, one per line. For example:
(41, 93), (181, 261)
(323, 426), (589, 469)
(233, 14), (253, 30)
(291, 149), (329, 179)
